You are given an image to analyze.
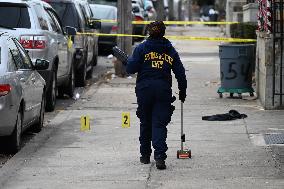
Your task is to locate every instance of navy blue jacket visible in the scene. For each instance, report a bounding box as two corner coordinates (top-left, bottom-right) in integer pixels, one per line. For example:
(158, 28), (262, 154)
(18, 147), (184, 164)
(126, 37), (187, 92)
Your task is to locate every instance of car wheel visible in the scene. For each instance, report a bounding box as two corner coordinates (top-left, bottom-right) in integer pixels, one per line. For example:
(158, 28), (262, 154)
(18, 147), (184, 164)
(30, 93), (45, 133)
(91, 48), (98, 66)
(76, 62), (87, 87)
(46, 70), (57, 112)
(10, 109), (23, 153)
(66, 64), (75, 97)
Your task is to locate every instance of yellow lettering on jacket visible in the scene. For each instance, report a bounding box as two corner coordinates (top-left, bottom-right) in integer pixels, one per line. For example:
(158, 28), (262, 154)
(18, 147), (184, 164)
(144, 52), (173, 67)
(152, 61), (164, 69)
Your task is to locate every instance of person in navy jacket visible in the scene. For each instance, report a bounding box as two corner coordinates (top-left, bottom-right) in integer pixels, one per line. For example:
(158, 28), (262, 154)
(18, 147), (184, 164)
(126, 21), (187, 170)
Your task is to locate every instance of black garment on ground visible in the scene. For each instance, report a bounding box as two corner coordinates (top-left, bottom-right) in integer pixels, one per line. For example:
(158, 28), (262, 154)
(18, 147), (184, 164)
(202, 110), (247, 121)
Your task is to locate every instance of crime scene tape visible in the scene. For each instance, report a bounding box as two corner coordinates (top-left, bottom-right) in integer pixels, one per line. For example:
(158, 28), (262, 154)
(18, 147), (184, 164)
(98, 19), (240, 25)
(76, 32), (256, 43)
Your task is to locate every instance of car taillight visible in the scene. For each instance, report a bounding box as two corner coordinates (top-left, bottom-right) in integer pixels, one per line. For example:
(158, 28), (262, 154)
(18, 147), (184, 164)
(135, 16), (144, 22)
(34, 36), (46, 49)
(111, 25), (118, 34)
(20, 36), (33, 49)
(0, 84), (11, 96)
(20, 36), (46, 49)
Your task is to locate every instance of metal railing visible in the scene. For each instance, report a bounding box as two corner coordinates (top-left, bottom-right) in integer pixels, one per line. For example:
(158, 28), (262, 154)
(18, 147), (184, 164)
(272, 0), (284, 106)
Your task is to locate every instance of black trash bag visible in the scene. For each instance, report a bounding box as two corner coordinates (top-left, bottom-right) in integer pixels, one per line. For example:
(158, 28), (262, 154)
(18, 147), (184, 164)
(202, 110), (247, 121)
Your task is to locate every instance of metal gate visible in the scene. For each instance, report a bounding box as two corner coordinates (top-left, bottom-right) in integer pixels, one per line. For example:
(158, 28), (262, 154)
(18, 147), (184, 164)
(272, 0), (284, 106)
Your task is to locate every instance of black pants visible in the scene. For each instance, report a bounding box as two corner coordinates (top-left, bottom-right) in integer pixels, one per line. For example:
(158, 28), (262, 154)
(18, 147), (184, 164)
(136, 80), (172, 160)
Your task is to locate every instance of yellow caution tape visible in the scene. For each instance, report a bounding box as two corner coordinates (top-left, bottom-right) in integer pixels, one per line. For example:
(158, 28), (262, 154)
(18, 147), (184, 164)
(99, 19), (117, 23)
(77, 32), (256, 43)
(97, 19), (239, 25)
(165, 36), (257, 43)
(133, 21), (240, 25)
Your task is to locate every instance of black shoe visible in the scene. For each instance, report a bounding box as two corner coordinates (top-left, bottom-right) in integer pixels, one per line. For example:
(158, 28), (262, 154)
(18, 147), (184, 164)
(156, 160), (166, 170)
(140, 156), (150, 164)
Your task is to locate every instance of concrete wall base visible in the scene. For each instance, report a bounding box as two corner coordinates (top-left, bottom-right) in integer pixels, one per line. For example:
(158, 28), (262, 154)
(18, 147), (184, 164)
(256, 32), (284, 109)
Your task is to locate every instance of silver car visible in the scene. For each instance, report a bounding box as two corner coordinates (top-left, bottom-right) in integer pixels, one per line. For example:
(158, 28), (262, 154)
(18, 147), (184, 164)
(0, 33), (48, 152)
(0, 0), (76, 112)
(48, 0), (100, 87)
(90, 4), (118, 52)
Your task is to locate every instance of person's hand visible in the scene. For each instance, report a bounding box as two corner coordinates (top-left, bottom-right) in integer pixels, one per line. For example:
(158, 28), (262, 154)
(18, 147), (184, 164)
(179, 90), (186, 103)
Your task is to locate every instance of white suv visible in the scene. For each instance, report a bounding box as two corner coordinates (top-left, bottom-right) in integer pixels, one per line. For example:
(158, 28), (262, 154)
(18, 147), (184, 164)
(0, 0), (77, 111)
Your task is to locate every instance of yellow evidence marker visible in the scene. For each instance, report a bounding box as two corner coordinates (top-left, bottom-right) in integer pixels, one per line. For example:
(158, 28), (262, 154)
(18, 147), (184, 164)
(80, 115), (90, 131)
(122, 112), (130, 128)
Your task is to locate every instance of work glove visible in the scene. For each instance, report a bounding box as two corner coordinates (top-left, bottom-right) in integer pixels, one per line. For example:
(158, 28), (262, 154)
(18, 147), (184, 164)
(179, 90), (186, 103)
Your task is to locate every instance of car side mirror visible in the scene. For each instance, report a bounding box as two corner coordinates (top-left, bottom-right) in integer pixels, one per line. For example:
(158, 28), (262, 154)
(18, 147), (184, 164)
(89, 19), (101, 30)
(34, 59), (49, 70)
(65, 26), (77, 36)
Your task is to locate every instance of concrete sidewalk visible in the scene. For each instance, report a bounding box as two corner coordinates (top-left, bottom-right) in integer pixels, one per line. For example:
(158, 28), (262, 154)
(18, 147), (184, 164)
(0, 26), (284, 189)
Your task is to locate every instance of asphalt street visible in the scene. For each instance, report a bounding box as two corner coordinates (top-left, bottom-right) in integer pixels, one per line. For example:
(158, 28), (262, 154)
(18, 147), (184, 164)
(0, 25), (284, 189)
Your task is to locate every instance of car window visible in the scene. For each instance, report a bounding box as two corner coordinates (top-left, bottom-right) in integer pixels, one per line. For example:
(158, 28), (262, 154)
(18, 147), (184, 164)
(91, 6), (117, 20)
(8, 38), (24, 69)
(8, 50), (17, 72)
(33, 4), (49, 30)
(45, 9), (59, 32)
(79, 4), (88, 26)
(14, 39), (33, 70)
(8, 38), (32, 70)
(49, 2), (81, 30)
(0, 4), (31, 29)
(46, 9), (63, 34)
(89, 0), (117, 7)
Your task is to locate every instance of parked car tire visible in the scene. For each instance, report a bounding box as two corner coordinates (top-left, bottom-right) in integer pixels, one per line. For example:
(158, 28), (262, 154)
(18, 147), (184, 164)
(76, 58), (87, 87)
(46, 70), (57, 112)
(91, 47), (98, 66)
(30, 93), (45, 133)
(9, 108), (23, 153)
(86, 64), (94, 79)
(58, 63), (75, 98)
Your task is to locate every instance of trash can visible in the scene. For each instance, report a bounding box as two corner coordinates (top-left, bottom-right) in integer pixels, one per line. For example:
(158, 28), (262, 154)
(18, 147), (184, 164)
(218, 44), (255, 98)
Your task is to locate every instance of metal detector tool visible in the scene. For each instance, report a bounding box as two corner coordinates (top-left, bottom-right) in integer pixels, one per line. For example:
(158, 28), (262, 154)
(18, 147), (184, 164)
(177, 101), (191, 159)
(112, 46), (128, 65)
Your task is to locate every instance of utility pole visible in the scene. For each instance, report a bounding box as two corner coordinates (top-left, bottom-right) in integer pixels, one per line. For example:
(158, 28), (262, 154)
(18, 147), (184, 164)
(178, 0), (183, 21)
(188, 0), (192, 21)
(168, 0), (174, 21)
(155, 0), (165, 21)
(116, 0), (132, 77)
